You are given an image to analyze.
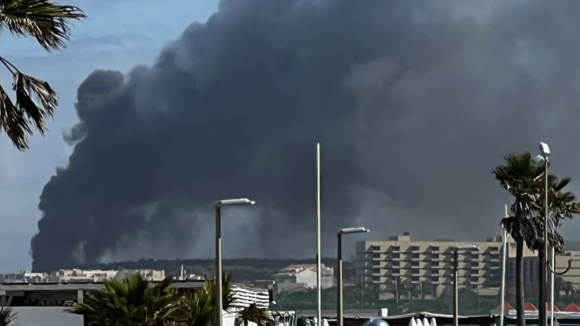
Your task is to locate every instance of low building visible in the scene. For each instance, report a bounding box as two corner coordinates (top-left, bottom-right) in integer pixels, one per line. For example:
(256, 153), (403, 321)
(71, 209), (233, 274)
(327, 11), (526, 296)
(273, 264), (334, 293)
(0, 269), (166, 283)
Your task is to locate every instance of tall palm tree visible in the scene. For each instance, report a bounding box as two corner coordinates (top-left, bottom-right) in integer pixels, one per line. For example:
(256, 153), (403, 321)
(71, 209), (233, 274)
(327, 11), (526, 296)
(493, 152), (580, 326)
(235, 304), (273, 326)
(0, 0), (85, 150)
(68, 274), (183, 326)
(493, 152), (545, 326)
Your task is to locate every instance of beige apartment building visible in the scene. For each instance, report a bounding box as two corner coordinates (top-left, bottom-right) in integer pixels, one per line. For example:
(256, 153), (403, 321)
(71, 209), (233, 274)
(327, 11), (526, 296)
(356, 233), (507, 291)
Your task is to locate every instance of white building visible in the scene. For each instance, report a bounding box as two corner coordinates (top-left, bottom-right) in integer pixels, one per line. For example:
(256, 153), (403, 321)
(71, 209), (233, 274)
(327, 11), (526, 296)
(0, 269), (166, 283)
(273, 264), (334, 293)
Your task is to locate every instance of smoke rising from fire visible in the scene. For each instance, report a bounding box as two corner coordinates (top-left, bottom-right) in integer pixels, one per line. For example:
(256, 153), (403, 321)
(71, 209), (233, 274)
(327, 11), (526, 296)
(31, 0), (580, 271)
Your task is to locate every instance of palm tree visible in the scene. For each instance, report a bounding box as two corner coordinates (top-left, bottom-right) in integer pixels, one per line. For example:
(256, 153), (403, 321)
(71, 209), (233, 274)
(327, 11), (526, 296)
(0, 307), (16, 326)
(68, 274), (183, 326)
(203, 271), (235, 311)
(0, 0), (85, 150)
(183, 271), (235, 326)
(493, 152), (580, 326)
(235, 304), (273, 326)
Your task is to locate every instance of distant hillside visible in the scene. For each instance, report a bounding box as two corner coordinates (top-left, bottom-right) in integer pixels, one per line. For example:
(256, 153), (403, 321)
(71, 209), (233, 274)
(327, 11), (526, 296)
(74, 258), (355, 284)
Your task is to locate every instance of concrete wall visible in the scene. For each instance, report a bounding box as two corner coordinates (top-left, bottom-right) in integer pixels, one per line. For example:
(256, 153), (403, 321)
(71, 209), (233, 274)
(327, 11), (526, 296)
(9, 307), (83, 326)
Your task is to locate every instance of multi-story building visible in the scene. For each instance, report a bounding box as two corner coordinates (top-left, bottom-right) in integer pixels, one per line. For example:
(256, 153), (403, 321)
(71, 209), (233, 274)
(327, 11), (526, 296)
(355, 232), (505, 292)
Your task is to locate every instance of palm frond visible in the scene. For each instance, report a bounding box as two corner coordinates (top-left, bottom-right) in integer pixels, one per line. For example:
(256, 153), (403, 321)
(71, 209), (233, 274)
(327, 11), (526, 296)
(0, 56), (57, 150)
(68, 274), (183, 326)
(235, 303), (274, 326)
(0, 307), (16, 326)
(0, 0), (86, 51)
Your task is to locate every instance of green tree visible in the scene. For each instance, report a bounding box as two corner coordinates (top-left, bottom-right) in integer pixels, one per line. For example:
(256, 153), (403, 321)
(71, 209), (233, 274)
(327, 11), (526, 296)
(68, 275), (183, 326)
(0, 0), (85, 150)
(493, 152), (580, 326)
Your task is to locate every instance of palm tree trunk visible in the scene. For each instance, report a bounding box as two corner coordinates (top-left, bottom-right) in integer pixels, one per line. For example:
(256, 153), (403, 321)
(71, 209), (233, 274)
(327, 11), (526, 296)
(538, 248), (545, 326)
(516, 239), (526, 326)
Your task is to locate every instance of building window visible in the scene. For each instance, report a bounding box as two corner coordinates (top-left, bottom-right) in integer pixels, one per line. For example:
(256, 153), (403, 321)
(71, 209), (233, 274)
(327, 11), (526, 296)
(471, 262), (479, 267)
(392, 261), (400, 267)
(411, 246), (420, 252)
(412, 269), (419, 275)
(372, 253), (381, 259)
(372, 261), (381, 267)
(371, 245), (381, 251)
(471, 253), (479, 260)
(471, 277), (479, 283)
(412, 253), (420, 259)
(372, 276), (380, 282)
(372, 268), (381, 275)
(392, 246), (400, 252)
(431, 269), (439, 275)
(412, 261), (420, 267)
(392, 269), (400, 275)
(431, 254), (440, 259)
(412, 276), (420, 282)
(490, 247), (499, 251)
(431, 246), (440, 252)
(432, 261), (440, 267)
(392, 253), (400, 259)
(431, 276), (439, 282)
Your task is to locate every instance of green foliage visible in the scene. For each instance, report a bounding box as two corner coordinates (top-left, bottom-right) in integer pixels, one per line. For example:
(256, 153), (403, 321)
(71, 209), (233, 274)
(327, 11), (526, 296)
(69, 273), (235, 326)
(68, 275), (183, 326)
(235, 304), (273, 326)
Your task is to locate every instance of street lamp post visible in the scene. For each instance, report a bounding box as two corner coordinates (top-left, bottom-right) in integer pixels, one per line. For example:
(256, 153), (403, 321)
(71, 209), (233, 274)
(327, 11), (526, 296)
(534, 142), (550, 326)
(337, 227), (369, 326)
(214, 198), (255, 326)
(452, 245), (479, 326)
(547, 257), (580, 326)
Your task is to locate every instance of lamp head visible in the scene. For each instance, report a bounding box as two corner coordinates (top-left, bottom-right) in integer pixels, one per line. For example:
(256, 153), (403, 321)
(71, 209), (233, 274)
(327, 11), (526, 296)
(539, 142), (550, 157)
(339, 227), (370, 235)
(214, 198), (255, 207)
(452, 245), (479, 251)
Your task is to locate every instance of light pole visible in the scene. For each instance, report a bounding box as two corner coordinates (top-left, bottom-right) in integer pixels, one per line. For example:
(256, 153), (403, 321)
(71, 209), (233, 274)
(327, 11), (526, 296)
(452, 245), (479, 326)
(548, 257), (580, 326)
(337, 227), (369, 326)
(533, 141), (550, 326)
(214, 198), (255, 326)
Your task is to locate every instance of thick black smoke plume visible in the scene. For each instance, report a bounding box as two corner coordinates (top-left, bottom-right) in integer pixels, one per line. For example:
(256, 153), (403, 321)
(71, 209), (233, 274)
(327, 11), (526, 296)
(31, 0), (580, 271)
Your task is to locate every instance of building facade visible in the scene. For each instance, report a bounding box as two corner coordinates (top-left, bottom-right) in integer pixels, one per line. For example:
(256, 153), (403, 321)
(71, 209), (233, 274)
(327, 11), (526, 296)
(356, 233), (504, 291)
(506, 250), (580, 293)
(273, 264), (334, 293)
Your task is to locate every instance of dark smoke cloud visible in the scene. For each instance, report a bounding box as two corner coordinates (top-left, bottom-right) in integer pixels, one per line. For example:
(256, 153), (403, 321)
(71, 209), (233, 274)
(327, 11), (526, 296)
(31, 0), (580, 271)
